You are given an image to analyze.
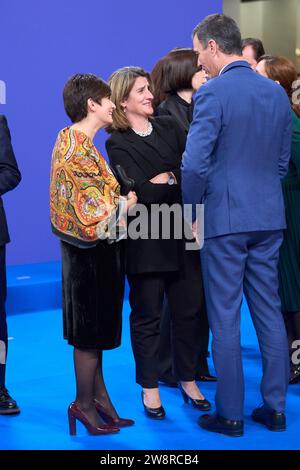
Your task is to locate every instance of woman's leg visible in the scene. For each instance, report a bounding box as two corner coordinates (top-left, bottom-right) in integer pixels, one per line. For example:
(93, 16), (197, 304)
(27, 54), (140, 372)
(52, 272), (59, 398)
(195, 299), (211, 378)
(93, 351), (135, 426)
(158, 298), (177, 386)
(73, 347), (106, 427)
(93, 351), (119, 419)
(128, 273), (165, 408)
(166, 250), (207, 400)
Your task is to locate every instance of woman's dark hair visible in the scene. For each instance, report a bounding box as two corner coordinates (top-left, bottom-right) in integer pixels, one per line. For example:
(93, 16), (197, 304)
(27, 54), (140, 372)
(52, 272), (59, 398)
(257, 55), (300, 117)
(151, 48), (199, 108)
(63, 73), (111, 123)
(192, 13), (242, 56)
(242, 38), (265, 62)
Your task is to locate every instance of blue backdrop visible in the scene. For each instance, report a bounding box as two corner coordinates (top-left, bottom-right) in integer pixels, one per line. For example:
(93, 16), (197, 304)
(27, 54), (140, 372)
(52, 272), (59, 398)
(0, 0), (222, 265)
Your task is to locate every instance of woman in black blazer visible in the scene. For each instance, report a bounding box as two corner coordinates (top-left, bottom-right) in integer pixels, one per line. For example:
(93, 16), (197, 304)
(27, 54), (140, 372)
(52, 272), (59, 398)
(106, 66), (211, 419)
(151, 48), (216, 385)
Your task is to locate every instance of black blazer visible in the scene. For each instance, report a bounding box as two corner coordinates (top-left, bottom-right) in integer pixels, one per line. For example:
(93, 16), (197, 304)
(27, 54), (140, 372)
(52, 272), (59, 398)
(156, 94), (194, 135)
(0, 115), (21, 246)
(106, 116), (187, 275)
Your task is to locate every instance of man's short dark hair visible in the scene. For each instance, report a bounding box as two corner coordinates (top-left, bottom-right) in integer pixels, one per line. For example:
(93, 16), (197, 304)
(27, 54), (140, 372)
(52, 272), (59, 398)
(63, 73), (110, 123)
(192, 14), (242, 56)
(242, 38), (265, 62)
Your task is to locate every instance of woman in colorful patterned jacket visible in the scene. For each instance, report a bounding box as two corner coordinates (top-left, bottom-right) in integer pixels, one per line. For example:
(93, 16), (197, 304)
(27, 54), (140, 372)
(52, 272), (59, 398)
(50, 74), (137, 436)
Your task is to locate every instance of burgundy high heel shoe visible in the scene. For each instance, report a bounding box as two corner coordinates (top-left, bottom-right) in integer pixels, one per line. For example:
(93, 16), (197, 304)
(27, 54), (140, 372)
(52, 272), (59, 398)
(94, 399), (135, 427)
(67, 402), (120, 436)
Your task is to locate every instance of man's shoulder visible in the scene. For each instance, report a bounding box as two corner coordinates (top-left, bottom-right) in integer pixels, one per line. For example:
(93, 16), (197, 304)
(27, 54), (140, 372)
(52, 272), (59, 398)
(198, 68), (288, 103)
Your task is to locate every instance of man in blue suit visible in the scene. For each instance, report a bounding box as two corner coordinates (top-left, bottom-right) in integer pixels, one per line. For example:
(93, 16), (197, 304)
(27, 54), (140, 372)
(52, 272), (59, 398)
(181, 14), (291, 436)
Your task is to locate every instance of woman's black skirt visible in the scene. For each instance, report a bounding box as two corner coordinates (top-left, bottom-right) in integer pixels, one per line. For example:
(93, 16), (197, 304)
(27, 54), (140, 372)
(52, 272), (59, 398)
(61, 240), (125, 349)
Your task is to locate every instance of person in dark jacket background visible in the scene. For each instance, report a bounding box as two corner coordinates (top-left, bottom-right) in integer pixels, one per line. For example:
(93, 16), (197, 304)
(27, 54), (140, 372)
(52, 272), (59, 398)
(151, 48), (215, 386)
(256, 55), (300, 385)
(152, 48), (206, 134)
(242, 37), (265, 70)
(0, 114), (21, 414)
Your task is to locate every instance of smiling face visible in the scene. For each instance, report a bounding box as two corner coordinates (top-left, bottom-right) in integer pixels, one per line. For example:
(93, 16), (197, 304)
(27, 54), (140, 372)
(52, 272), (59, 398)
(121, 76), (154, 119)
(193, 35), (220, 78)
(88, 96), (116, 127)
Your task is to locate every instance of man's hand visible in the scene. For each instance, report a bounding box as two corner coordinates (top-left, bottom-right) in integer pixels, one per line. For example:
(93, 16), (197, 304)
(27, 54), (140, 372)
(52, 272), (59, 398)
(192, 219), (200, 245)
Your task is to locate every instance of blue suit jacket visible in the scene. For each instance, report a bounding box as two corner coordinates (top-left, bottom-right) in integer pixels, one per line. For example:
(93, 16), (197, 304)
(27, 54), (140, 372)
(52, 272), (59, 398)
(181, 61), (292, 238)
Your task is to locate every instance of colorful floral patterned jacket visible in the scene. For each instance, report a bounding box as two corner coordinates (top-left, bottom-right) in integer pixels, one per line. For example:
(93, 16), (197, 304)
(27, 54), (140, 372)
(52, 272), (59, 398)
(50, 127), (124, 247)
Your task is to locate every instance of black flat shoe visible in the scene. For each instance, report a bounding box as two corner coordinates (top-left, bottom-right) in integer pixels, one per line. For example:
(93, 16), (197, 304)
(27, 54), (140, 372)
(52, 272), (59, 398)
(251, 405), (286, 432)
(179, 384), (211, 411)
(196, 374), (217, 383)
(199, 413), (244, 437)
(141, 392), (166, 420)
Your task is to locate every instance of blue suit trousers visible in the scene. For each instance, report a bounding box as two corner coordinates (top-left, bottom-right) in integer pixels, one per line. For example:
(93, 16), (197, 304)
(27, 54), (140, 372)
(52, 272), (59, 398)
(200, 230), (289, 420)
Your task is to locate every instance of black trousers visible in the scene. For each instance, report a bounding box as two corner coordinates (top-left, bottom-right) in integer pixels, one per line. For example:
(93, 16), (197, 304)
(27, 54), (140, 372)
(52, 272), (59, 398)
(128, 249), (204, 388)
(158, 296), (210, 382)
(0, 245), (7, 387)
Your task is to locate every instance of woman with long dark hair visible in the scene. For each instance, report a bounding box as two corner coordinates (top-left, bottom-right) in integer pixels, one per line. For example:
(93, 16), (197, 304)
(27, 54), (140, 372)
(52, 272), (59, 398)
(151, 48), (215, 386)
(151, 48), (206, 132)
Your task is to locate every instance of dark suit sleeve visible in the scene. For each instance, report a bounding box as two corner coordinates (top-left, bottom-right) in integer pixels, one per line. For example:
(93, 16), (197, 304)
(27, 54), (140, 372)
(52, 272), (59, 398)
(154, 115), (186, 186)
(170, 117), (186, 186)
(106, 138), (180, 205)
(181, 88), (222, 209)
(0, 116), (21, 196)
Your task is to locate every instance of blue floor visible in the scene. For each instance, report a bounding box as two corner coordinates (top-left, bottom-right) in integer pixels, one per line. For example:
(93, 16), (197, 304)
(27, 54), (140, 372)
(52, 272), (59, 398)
(1, 299), (300, 450)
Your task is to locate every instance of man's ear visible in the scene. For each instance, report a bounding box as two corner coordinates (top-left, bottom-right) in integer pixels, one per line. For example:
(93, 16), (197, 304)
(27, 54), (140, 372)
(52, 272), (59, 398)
(208, 39), (218, 56)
